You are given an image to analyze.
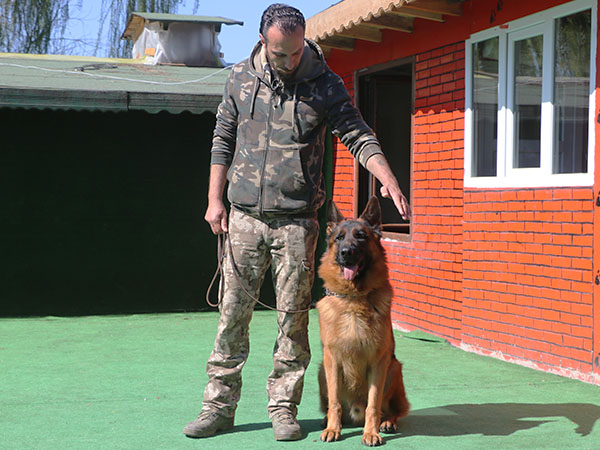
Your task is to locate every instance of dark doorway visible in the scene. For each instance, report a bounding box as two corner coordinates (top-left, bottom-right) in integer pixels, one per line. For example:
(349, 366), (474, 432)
(357, 61), (413, 235)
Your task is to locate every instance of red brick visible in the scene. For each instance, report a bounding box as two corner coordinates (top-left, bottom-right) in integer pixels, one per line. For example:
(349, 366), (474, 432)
(551, 322), (571, 334)
(571, 325), (593, 339)
(416, 51), (432, 62)
(572, 188), (593, 200)
(572, 235), (592, 246)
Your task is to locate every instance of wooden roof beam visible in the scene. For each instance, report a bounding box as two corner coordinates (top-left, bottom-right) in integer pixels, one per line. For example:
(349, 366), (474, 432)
(336, 24), (382, 43)
(359, 15), (413, 33)
(318, 35), (355, 52)
(319, 46), (332, 58)
(122, 15), (147, 40)
(409, 0), (463, 16)
(389, 6), (445, 23)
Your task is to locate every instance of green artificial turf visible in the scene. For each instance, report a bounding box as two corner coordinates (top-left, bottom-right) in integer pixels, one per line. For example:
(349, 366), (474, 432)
(1, 310), (599, 449)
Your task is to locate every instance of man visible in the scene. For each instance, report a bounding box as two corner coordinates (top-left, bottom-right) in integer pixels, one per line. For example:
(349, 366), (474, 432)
(183, 3), (410, 442)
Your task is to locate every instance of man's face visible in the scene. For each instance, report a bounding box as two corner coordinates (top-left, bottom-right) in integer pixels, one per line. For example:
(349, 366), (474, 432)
(260, 25), (305, 80)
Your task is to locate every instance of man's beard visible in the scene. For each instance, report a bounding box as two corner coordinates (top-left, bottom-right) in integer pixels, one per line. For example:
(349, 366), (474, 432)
(273, 66), (295, 81)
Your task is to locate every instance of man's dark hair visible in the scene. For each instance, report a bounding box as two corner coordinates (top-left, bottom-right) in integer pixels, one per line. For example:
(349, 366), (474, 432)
(259, 3), (305, 38)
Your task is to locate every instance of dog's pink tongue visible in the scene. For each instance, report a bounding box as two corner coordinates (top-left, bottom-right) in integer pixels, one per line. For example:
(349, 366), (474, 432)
(343, 265), (359, 280)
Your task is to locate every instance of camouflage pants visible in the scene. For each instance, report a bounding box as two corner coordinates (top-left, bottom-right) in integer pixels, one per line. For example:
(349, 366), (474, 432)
(202, 208), (319, 419)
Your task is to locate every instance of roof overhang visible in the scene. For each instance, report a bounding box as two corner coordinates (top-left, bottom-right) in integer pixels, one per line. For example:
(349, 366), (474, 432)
(0, 53), (229, 115)
(306, 0), (465, 54)
(121, 12), (243, 41)
(0, 87), (223, 114)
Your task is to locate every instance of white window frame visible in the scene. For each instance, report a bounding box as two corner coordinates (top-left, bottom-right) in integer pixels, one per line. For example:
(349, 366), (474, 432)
(464, 0), (596, 188)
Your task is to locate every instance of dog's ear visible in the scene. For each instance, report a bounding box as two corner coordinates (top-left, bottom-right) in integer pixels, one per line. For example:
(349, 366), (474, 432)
(326, 200), (345, 234)
(359, 196), (382, 232)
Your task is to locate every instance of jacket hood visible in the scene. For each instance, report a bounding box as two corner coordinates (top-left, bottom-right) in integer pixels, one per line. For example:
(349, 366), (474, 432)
(248, 38), (328, 85)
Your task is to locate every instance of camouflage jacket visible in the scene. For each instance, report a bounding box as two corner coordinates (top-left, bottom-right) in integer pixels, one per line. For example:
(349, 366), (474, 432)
(210, 39), (383, 217)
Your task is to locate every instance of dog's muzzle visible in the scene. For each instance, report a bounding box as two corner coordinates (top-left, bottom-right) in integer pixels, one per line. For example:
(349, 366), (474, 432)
(338, 246), (361, 280)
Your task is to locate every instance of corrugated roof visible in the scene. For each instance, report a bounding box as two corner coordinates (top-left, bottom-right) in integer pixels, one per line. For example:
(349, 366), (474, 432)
(307, 0), (414, 40)
(122, 12), (243, 40)
(306, 0), (463, 53)
(0, 53), (230, 114)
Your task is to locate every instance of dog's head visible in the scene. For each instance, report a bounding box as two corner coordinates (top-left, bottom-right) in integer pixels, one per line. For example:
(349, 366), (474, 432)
(326, 196), (382, 281)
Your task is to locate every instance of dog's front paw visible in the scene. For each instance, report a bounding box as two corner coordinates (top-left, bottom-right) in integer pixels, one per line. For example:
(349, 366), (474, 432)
(321, 428), (341, 442)
(362, 431), (384, 446)
(379, 419), (398, 433)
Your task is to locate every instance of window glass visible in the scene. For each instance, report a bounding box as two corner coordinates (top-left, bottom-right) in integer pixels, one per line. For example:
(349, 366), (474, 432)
(466, 3), (594, 186)
(472, 38), (498, 176)
(513, 34), (543, 168)
(553, 9), (591, 174)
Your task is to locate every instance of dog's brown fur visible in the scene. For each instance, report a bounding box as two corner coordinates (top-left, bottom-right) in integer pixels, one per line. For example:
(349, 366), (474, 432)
(317, 197), (409, 446)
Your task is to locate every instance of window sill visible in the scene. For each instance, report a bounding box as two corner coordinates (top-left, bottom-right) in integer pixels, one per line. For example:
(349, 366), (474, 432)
(464, 173), (593, 189)
(381, 231), (411, 243)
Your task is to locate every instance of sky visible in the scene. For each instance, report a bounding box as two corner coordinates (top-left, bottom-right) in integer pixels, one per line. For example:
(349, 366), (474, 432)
(67, 1), (336, 64)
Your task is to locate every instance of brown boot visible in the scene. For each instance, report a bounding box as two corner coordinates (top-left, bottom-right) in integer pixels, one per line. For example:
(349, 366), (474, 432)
(271, 410), (302, 441)
(183, 410), (234, 438)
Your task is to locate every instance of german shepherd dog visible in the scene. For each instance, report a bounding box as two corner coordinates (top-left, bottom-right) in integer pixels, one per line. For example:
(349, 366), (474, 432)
(317, 197), (409, 446)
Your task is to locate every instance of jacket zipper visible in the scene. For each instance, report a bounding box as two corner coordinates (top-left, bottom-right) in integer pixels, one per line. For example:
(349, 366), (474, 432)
(258, 85), (275, 216)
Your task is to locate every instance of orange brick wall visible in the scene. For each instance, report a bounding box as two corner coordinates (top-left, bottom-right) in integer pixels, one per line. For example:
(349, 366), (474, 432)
(594, 0), (600, 381)
(462, 188), (595, 381)
(391, 43), (466, 344)
(330, 43), (466, 344)
(324, 0), (599, 384)
(328, 39), (598, 382)
(330, 73), (356, 217)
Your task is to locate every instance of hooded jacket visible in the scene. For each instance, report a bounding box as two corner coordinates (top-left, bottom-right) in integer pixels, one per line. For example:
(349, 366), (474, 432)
(210, 39), (383, 217)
